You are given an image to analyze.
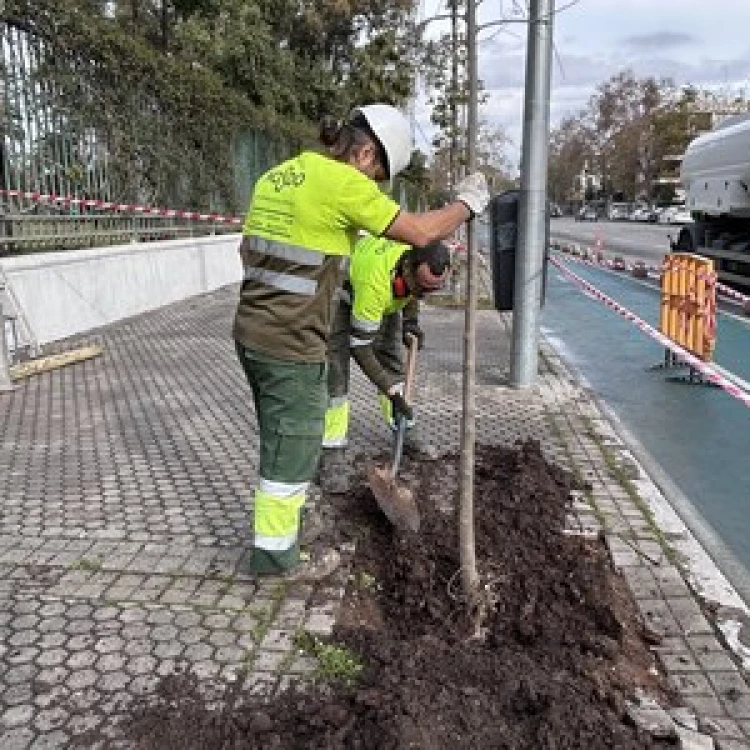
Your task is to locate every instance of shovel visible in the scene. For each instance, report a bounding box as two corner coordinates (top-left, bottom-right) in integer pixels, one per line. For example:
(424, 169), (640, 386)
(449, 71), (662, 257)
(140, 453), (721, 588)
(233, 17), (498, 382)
(366, 333), (420, 533)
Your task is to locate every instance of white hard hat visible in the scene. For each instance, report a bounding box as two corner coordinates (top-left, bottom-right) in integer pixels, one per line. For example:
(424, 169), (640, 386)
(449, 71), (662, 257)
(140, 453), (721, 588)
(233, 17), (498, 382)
(351, 104), (413, 180)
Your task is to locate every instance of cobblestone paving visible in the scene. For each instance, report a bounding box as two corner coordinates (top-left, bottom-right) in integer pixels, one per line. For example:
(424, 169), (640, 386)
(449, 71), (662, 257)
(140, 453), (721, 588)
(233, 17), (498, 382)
(1, 289), (748, 747)
(538, 337), (750, 749)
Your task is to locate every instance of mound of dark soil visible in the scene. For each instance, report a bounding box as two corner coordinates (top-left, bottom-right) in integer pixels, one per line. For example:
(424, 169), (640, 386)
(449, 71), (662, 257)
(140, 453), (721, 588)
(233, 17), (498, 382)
(122, 441), (675, 749)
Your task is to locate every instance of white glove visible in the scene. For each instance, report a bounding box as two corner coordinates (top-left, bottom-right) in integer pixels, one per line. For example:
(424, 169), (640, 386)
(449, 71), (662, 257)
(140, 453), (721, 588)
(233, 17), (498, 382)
(386, 382), (415, 429)
(387, 382), (405, 397)
(455, 172), (490, 217)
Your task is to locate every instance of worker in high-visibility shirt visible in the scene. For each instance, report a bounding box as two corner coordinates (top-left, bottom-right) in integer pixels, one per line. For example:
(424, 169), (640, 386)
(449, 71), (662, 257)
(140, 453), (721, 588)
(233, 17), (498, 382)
(320, 236), (450, 493)
(234, 103), (491, 581)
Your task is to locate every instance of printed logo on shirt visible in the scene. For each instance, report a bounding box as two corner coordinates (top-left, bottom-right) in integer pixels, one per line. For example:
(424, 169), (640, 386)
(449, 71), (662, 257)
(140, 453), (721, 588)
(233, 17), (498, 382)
(266, 165), (306, 192)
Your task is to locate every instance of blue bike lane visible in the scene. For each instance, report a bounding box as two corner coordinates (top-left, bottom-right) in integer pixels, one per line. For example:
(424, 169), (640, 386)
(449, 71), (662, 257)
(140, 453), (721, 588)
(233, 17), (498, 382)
(542, 257), (750, 582)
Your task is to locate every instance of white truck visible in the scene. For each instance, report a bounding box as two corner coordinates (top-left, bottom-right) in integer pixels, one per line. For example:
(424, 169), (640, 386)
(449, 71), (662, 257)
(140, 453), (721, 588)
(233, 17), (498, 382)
(673, 112), (750, 290)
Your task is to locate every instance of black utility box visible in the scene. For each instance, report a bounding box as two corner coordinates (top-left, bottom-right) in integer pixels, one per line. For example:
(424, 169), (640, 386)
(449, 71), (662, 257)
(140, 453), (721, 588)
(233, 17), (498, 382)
(488, 190), (548, 311)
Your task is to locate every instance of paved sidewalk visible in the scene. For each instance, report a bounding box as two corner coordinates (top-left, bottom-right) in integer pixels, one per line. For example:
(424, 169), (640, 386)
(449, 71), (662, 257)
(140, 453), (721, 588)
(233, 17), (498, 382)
(1, 285), (749, 748)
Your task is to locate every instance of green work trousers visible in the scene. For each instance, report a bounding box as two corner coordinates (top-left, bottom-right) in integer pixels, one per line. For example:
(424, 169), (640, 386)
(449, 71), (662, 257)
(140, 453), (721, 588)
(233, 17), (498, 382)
(235, 342), (327, 574)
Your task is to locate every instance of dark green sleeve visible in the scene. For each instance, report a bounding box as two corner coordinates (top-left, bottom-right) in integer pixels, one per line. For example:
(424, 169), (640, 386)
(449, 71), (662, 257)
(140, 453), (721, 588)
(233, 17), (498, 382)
(352, 344), (400, 395)
(402, 297), (419, 322)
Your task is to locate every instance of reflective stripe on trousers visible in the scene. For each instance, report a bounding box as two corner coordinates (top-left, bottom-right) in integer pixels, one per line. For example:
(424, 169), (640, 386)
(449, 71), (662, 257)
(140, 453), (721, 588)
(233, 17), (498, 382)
(379, 393), (415, 430)
(379, 393), (395, 429)
(253, 478), (308, 552)
(323, 396), (349, 448)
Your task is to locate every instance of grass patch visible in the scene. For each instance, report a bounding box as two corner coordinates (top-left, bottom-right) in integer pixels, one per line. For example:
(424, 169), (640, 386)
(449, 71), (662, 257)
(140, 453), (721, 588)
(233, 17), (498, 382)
(71, 558), (102, 572)
(352, 570), (379, 592)
(293, 631), (364, 688)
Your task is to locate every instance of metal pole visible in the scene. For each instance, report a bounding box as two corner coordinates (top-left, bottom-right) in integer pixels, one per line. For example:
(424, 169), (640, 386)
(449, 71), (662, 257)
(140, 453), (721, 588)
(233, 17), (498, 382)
(450, 0), (459, 193)
(459, 0), (479, 597)
(510, 0), (554, 388)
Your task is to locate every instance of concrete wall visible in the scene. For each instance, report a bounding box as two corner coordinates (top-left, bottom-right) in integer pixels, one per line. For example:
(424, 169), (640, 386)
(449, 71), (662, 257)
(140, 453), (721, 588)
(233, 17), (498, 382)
(1, 234), (242, 346)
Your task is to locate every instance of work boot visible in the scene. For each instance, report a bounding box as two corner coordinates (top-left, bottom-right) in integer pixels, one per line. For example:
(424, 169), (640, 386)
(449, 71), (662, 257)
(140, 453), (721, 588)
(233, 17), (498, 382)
(318, 447), (354, 495)
(281, 549), (341, 583)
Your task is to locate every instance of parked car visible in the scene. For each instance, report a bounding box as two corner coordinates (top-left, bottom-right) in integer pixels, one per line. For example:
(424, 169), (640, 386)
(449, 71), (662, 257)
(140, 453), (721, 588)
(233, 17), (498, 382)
(656, 207), (674, 224)
(576, 205), (598, 222)
(629, 206), (652, 222)
(669, 208), (693, 224)
(606, 203), (630, 221)
(657, 206), (693, 225)
(549, 203), (563, 218)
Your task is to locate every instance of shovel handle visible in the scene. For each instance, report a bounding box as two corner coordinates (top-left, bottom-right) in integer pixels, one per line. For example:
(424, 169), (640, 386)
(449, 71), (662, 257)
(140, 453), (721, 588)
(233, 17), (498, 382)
(404, 332), (418, 402)
(390, 418), (407, 479)
(389, 333), (418, 479)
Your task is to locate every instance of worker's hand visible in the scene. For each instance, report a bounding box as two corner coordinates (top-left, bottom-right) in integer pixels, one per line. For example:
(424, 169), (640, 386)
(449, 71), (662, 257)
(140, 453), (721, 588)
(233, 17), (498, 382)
(387, 382), (414, 423)
(402, 318), (424, 350)
(455, 172), (490, 218)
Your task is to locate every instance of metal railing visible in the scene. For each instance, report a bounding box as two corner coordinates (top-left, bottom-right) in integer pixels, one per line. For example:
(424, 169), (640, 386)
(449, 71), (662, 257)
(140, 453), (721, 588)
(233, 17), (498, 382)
(0, 213), (236, 254)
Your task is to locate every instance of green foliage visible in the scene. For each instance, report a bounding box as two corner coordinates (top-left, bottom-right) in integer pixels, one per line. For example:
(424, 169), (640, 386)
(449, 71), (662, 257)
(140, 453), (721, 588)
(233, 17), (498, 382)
(3, 0), (424, 212)
(352, 570), (379, 591)
(4, 0), (313, 211)
(293, 630), (364, 688)
(173, 0), (420, 120)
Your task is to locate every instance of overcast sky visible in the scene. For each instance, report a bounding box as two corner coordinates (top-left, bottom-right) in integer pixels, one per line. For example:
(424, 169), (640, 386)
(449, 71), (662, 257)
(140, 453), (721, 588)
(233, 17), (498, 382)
(415, 0), (750, 170)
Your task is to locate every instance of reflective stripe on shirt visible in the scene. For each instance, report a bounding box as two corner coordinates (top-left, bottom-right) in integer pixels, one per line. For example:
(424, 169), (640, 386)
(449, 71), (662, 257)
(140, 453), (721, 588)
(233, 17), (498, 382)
(244, 267), (317, 296)
(352, 316), (380, 333)
(253, 237), (326, 267)
(350, 335), (371, 348)
(350, 315), (380, 348)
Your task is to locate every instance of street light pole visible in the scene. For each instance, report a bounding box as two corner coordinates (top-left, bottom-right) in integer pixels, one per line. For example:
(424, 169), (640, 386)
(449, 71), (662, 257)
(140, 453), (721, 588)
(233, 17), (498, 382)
(510, 0), (554, 388)
(450, 0), (459, 192)
(459, 0), (479, 597)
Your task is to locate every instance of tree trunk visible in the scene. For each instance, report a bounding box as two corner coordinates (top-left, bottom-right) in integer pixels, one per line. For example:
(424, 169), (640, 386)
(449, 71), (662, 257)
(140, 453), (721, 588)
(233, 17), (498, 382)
(459, 0), (479, 604)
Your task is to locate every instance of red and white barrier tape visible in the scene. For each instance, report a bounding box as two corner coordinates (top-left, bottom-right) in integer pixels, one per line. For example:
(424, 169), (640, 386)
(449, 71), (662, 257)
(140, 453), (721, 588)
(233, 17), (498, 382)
(714, 281), (750, 306)
(553, 241), (750, 307)
(0, 189), (243, 225)
(555, 242), (662, 277)
(550, 255), (750, 411)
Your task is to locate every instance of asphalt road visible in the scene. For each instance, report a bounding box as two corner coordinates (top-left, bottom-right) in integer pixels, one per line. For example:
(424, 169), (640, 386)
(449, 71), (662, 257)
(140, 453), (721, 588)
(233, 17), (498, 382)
(549, 217), (682, 266)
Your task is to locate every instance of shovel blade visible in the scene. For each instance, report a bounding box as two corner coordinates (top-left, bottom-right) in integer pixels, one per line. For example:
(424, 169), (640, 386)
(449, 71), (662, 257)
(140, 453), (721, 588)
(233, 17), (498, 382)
(366, 463), (420, 533)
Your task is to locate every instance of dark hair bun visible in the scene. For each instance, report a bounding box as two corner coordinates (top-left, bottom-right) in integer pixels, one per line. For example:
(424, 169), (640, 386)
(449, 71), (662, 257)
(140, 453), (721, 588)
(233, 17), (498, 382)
(319, 116), (343, 147)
